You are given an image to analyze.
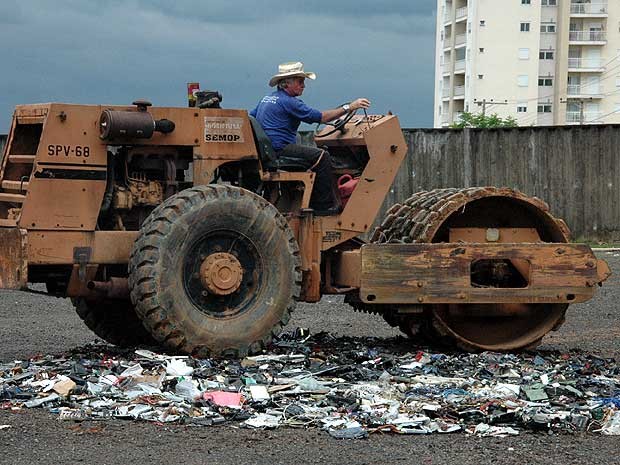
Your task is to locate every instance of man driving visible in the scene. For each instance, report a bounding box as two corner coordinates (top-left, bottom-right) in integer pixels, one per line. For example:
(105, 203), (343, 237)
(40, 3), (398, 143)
(250, 61), (370, 216)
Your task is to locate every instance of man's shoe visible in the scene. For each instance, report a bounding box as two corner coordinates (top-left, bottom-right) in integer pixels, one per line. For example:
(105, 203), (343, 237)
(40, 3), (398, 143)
(313, 206), (342, 216)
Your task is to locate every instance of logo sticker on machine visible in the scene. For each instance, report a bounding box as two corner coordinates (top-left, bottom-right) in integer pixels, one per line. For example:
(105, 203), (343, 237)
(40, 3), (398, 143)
(204, 117), (244, 143)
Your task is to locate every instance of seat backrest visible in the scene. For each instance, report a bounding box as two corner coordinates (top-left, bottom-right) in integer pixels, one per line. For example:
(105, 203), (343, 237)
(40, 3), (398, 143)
(249, 116), (278, 171)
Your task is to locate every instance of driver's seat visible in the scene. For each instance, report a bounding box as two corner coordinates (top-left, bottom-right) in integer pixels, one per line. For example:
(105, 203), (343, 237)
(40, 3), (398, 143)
(249, 116), (279, 172)
(248, 116), (317, 210)
(249, 116), (317, 172)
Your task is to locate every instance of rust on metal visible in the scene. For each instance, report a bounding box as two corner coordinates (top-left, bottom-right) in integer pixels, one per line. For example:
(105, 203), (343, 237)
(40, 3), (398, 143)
(87, 277), (130, 300)
(449, 227), (542, 243)
(0, 227), (27, 289)
(200, 252), (243, 296)
(362, 186), (610, 351)
(360, 242), (602, 304)
(27, 231), (138, 265)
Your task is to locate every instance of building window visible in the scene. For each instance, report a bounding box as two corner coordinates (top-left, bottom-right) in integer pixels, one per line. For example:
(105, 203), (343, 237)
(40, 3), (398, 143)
(537, 104), (552, 113)
(478, 74), (484, 79)
(480, 20), (486, 26)
(539, 50), (554, 59)
(518, 75), (529, 86)
(521, 0), (531, 4)
(542, 0), (556, 5)
(538, 77), (553, 86)
(517, 104), (528, 113)
(479, 47), (485, 53)
(520, 22), (530, 32)
(519, 48), (530, 60)
(541, 24), (556, 33)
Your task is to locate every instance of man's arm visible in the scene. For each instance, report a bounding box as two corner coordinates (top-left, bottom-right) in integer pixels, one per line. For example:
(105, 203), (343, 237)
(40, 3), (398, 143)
(320, 98), (371, 123)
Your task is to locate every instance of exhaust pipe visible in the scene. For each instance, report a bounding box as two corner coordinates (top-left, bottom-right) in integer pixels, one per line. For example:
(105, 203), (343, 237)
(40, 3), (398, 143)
(87, 277), (129, 299)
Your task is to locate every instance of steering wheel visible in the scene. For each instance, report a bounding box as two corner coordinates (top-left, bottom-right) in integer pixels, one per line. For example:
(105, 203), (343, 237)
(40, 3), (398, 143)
(315, 108), (359, 138)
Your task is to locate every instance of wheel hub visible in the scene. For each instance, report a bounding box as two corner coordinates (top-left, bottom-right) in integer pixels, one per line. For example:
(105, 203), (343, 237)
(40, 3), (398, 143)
(200, 252), (243, 296)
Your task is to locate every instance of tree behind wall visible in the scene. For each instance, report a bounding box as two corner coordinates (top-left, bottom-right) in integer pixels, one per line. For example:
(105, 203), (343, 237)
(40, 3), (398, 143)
(450, 112), (518, 129)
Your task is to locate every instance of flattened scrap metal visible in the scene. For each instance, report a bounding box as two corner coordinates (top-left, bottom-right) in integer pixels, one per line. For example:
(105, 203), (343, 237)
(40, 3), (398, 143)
(360, 243), (607, 305)
(0, 227), (27, 289)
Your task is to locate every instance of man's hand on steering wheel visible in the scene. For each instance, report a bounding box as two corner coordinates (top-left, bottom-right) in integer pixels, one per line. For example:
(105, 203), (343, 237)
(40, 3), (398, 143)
(349, 98), (371, 112)
(315, 97), (371, 137)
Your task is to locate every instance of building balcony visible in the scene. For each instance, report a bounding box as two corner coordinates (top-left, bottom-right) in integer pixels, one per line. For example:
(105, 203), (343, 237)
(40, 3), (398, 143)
(567, 84), (603, 98)
(454, 59), (466, 73)
(569, 30), (607, 44)
(442, 87), (451, 98)
(570, 1), (608, 17)
(568, 57), (605, 72)
(455, 33), (466, 47)
(454, 85), (465, 98)
(455, 7), (467, 21)
(566, 111), (602, 124)
(442, 62), (452, 74)
(441, 114), (451, 125)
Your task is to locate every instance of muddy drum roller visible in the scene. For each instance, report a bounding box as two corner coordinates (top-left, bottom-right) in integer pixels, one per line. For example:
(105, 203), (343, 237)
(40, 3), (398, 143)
(359, 187), (611, 352)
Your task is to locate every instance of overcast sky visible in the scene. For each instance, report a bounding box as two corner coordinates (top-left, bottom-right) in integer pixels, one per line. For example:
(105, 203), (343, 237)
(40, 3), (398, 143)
(0, 0), (436, 133)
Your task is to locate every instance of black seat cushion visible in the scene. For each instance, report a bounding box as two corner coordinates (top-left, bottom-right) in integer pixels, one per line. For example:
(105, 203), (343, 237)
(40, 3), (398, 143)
(249, 116), (278, 171)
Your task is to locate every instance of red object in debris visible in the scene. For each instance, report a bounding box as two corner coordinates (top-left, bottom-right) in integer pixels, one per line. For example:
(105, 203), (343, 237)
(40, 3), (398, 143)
(337, 174), (359, 207)
(203, 391), (243, 407)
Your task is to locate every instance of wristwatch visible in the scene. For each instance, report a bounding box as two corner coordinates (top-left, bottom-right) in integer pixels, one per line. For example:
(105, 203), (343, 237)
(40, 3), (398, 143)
(342, 103), (351, 113)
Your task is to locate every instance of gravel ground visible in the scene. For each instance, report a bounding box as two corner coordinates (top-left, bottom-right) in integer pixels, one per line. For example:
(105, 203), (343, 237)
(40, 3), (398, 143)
(0, 252), (619, 465)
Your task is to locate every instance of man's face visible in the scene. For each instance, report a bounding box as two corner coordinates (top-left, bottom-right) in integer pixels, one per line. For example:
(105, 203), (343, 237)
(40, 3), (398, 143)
(285, 77), (305, 96)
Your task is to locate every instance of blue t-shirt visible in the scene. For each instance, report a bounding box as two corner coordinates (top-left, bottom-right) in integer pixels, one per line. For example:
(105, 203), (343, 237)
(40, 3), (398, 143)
(250, 89), (322, 151)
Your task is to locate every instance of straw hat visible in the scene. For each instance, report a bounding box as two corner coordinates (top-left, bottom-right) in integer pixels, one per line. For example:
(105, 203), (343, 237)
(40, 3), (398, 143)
(269, 61), (317, 87)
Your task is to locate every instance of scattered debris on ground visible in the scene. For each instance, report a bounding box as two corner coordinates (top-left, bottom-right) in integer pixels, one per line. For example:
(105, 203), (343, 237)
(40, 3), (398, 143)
(1, 331), (619, 438)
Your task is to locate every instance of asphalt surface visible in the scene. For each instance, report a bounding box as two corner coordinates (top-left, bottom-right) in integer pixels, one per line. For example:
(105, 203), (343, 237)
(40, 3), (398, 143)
(0, 252), (619, 465)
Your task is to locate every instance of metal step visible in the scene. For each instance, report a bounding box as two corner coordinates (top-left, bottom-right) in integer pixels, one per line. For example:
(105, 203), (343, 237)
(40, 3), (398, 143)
(8, 155), (36, 164)
(0, 218), (18, 227)
(1, 180), (29, 191)
(0, 193), (26, 203)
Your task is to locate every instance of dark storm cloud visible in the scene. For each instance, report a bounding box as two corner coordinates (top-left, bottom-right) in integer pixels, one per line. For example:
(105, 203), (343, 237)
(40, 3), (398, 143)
(142, 0), (435, 24)
(0, 0), (436, 132)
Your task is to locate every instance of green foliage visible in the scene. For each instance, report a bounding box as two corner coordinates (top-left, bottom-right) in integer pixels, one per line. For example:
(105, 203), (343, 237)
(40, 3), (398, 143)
(450, 112), (518, 128)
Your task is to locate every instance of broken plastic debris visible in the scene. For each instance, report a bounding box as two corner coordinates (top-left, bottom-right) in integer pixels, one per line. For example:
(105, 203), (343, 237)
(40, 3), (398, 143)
(472, 423), (519, 437)
(243, 413), (281, 429)
(601, 411), (620, 435)
(1, 337), (619, 438)
(134, 349), (188, 361)
(175, 379), (202, 402)
(328, 426), (368, 439)
(166, 359), (194, 377)
(24, 393), (60, 408)
(52, 377), (76, 397)
(294, 376), (330, 393)
(249, 385), (270, 401)
(58, 408), (87, 421)
(120, 364), (143, 378)
(203, 391), (243, 408)
(523, 385), (549, 402)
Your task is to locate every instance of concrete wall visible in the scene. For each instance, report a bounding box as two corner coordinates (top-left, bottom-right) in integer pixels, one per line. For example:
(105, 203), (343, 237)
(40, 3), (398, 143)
(302, 125), (620, 242)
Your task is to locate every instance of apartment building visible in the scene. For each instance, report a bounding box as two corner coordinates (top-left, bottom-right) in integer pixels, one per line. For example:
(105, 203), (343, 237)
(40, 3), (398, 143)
(434, 0), (620, 127)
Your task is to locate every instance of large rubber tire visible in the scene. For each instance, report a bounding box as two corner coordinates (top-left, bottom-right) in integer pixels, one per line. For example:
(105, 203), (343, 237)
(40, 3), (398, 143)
(128, 185), (301, 358)
(72, 298), (157, 347)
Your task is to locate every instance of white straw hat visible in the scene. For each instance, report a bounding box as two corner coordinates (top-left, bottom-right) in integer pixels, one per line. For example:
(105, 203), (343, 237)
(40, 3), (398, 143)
(269, 61), (317, 87)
